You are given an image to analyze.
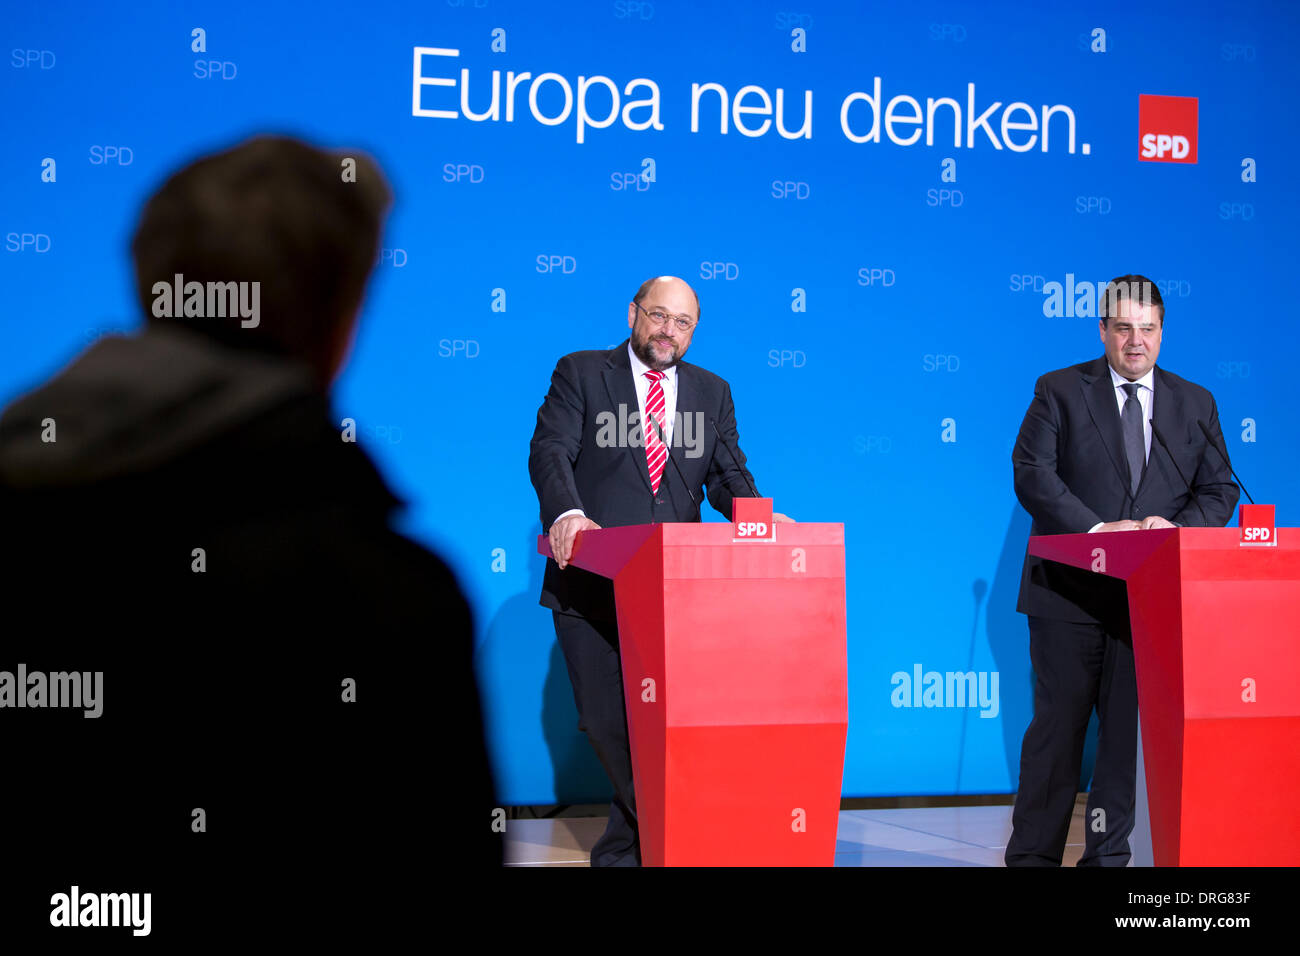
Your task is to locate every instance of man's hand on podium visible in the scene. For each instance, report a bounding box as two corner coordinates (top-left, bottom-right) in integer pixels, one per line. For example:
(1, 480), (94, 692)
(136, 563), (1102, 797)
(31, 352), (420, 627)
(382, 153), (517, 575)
(550, 514), (601, 569)
(773, 513), (796, 523)
(1139, 515), (1177, 530)
(1096, 520), (1142, 532)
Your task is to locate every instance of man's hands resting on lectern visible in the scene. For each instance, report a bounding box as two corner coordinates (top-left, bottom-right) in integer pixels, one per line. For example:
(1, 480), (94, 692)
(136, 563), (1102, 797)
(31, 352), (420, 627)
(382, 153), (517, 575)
(1095, 516), (1177, 532)
(549, 514), (601, 569)
(550, 511), (797, 569)
(1139, 516), (1177, 529)
(1096, 520), (1142, 532)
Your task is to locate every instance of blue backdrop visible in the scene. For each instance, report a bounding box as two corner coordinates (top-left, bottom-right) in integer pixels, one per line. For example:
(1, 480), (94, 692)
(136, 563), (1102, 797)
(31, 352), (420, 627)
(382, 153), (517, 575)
(3, 0), (1295, 804)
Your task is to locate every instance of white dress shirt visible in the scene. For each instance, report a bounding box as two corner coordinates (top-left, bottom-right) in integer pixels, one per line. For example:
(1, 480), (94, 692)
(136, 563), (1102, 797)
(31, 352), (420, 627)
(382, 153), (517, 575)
(550, 343), (678, 529)
(628, 341), (678, 450)
(1109, 364), (1154, 461)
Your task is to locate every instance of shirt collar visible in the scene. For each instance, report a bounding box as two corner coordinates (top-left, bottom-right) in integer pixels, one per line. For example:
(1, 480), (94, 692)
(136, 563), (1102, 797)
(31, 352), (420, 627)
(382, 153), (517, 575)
(1108, 363), (1155, 393)
(628, 341), (677, 386)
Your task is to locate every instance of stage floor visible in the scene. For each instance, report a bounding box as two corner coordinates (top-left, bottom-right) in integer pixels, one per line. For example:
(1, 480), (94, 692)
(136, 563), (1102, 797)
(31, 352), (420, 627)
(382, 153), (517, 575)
(505, 795), (1090, 866)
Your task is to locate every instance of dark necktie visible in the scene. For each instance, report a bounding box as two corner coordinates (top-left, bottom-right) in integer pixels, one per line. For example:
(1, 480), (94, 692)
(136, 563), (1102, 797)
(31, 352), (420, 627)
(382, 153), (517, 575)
(1121, 382), (1145, 495)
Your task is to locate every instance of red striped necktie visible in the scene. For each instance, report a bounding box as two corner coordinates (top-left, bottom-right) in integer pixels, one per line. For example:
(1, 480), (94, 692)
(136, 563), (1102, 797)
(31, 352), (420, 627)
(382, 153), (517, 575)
(644, 369), (668, 493)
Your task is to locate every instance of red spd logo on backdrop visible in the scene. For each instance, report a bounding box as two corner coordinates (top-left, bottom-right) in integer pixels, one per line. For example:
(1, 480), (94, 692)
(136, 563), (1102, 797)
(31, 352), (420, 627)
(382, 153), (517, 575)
(1139, 94), (1198, 163)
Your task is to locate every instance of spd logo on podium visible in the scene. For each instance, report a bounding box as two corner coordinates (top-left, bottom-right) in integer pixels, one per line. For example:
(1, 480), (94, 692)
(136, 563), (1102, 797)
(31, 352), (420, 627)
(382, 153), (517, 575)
(733, 497), (776, 542)
(1239, 503), (1277, 547)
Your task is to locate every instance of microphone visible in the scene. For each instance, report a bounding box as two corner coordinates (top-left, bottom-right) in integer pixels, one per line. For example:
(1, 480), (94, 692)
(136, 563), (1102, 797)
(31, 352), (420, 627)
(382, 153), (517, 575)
(646, 412), (699, 520)
(710, 418), (760, 499)
(1197, 419), (1255, 505)
(1149, 419), (1208, 526)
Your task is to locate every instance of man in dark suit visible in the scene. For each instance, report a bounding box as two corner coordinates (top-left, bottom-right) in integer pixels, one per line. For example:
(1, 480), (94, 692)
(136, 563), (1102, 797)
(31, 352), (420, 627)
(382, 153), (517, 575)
(529, 275), (790, 866)
(1005, 274), (1239, 866)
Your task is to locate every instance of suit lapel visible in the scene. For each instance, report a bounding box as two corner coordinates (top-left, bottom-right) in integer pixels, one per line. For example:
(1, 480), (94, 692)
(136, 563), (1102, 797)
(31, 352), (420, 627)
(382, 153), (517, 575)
(670, 362), (700, 483)
(1079, 357), (1134, 493)
(602, 340), (652, 494)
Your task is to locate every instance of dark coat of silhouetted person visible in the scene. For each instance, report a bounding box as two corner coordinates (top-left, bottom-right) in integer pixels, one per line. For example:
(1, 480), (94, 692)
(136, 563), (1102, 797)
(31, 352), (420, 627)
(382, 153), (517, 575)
(0, 137), (501, 932)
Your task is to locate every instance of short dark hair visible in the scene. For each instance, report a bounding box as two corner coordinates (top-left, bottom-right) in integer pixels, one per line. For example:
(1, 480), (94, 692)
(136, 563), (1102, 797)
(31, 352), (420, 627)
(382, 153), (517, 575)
(1100, 274), (1164, 325)
(633, 276), (701, 321)
(131, 135), (391, 377)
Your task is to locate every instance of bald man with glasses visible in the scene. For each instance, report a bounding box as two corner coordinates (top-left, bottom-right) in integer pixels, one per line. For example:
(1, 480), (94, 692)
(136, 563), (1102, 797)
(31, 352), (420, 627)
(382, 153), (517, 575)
(528, 275), (791, 866)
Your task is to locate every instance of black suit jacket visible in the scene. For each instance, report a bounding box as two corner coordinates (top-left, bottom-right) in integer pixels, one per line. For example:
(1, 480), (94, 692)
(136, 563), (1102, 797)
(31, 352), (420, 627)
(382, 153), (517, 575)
(529, 340), (758, 621)
(1013, 357), (1239, 626)
(0, 324), (502, 894)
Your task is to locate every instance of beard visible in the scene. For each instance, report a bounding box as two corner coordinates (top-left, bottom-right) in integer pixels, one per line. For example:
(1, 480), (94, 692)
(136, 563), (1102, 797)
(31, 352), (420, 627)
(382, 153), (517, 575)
(631, 328), (684, 370)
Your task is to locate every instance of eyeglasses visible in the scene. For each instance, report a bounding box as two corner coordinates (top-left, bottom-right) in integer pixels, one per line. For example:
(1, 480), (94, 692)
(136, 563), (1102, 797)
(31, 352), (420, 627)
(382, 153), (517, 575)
(635, 302), (697, 332)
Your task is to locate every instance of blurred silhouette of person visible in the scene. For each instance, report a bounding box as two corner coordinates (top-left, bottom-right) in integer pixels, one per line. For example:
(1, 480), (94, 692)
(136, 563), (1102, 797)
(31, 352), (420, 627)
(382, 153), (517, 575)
(0, 136), (501, 924)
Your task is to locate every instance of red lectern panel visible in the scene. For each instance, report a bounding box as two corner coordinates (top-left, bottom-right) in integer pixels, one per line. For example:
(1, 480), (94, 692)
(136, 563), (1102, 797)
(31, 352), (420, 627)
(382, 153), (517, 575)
(1029, 527), (1300, 865)
(540, 522), (848, 865)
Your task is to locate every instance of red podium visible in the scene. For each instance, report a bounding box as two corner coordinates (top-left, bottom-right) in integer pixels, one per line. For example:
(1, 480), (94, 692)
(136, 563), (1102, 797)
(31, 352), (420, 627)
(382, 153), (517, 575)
(1029, 525), (1300, 865)
(539, 514), (847, 865)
